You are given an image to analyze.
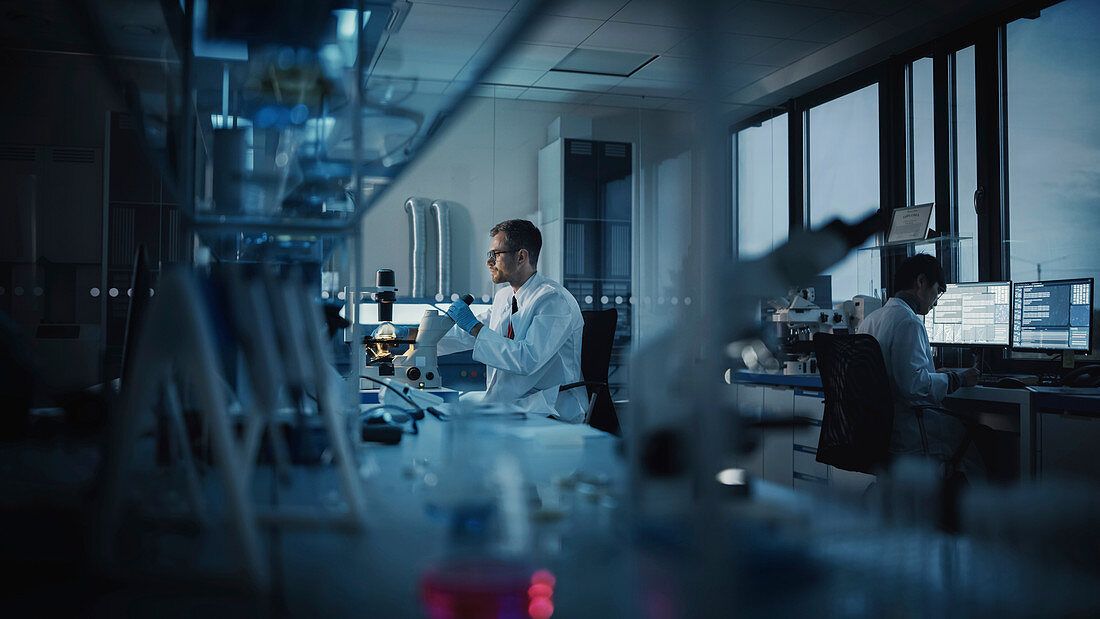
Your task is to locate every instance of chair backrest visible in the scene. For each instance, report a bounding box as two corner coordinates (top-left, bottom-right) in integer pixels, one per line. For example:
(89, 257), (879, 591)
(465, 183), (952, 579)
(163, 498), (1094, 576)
(580, 309), (618, 435)
(813, 332), (895, 474)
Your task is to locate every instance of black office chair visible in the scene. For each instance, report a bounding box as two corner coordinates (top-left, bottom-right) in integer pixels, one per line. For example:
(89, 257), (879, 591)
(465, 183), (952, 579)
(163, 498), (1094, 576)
(560, 309), (620, 435)
(813, 332), (971, 475)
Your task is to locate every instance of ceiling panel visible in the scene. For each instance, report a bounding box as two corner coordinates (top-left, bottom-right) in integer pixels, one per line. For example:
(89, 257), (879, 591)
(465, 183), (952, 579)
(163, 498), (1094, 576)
(840, 0), (915, 16)
(373, 57), (466, 82)
(520, 15), (604, 46)
(754, 0), (858, 10)
(718, 1), (834, 38)
(467, 84), (498, 97)
(380, 32), (489, 64)
(746, 38), (827, 67)
(664, 32), (780, 63)
(658, 98), (696, 112)
(484, 66), (548, 86)
(718, 62), (777, 91)
(497, 43), (575, 71)
(487, 84), (529, 99)
(794, 10), (880, 44)
(582, 21), (690, 53)
(610, 78), (689, 98)
(412, 0), (520, 10)
(635, 95), (675, 108)
(401, 3), (508, 36)
(542, 0), (632, 21)
(532, 71), (625, 92)
(610, 0), (692, 28)
(516, 87), (599, 104)
(379, 79), (450, 95)
(590, 92), (648, 108)
(629, 55), (709, 83)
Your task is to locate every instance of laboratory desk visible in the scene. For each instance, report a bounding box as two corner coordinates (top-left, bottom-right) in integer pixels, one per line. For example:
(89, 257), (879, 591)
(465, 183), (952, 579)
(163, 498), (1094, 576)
(736, 371), (1100, 482)
(264, 414), (624, 617)
(5, 412), (1100, 616)
(359, 387), (461, 405)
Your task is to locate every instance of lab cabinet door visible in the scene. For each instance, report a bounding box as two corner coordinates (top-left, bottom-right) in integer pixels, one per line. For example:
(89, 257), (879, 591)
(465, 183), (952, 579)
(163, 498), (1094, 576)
(761, 387), (794, 486)
(563, 139), (597, 219)
(792, 390), (829, 491)
(792, 388), (875, 496)
(734, 385), (765, 481)
(1038, 414), (1100, 482)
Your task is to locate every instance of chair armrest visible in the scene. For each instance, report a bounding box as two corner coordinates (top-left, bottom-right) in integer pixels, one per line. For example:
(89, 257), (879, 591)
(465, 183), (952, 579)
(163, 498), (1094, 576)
(559, 380), (609, 393)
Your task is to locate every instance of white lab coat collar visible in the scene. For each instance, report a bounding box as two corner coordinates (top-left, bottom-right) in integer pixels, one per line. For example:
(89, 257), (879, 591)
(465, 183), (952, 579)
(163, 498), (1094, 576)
(511, 271), (544, 308)
(885, 296), (916, 317)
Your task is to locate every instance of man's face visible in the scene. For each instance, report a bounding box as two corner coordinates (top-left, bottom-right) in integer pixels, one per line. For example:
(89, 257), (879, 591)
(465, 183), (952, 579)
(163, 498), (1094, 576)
(915, 275), (943, 315)
(487, 233), (516, 285)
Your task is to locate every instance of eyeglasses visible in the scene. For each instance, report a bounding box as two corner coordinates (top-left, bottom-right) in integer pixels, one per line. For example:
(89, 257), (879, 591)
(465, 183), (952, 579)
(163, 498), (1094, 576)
(486, 249), (519, 262)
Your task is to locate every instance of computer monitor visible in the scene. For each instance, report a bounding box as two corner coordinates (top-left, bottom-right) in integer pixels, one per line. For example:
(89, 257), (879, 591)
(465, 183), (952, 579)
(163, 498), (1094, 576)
(1012, 278), (1093, 352)
(924, 281), (1012, 346)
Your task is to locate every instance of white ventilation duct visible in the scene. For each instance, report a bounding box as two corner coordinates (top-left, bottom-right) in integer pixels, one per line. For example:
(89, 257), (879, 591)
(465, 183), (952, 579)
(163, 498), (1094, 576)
(405, 197), (431, 297)
(430, 200), (452, 299)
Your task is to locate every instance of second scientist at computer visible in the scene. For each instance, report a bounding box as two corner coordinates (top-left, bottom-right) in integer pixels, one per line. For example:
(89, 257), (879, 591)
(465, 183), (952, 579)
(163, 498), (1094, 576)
(859, 254), (985, 473)
(436, 219), (586, 423)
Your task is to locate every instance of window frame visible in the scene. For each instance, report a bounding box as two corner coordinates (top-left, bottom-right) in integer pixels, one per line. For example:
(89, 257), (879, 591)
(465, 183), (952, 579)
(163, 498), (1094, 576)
(727, 0), (1082, 370)
(731, 107), (789, 261)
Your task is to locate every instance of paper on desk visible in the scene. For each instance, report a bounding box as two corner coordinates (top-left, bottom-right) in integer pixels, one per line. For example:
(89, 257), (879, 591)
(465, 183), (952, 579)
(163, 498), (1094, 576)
(434, 401), (525, 418)
(433, 402), (601, 446)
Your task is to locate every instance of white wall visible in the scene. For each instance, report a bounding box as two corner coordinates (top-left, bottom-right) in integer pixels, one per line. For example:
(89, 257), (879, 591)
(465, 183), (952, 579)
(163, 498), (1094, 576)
(359, 95), (701, 346)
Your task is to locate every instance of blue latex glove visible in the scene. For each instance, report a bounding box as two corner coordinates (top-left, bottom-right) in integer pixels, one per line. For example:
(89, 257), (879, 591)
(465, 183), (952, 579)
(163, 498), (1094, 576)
(446, 299), (480, 334)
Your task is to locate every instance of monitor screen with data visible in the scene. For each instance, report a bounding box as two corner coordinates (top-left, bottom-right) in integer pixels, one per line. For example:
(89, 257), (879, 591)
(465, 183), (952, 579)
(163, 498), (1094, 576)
(1012, 278), (1093, 352)
(924, 282), (1012, 346)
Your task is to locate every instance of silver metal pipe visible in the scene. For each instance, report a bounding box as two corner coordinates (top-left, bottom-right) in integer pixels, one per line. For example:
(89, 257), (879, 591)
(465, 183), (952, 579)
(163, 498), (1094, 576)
(405, 197), (431, 297)
(430, 200), (452, 299)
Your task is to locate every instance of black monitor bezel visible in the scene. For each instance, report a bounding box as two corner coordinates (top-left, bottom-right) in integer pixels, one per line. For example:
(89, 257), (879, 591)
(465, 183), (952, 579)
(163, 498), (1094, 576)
(1010, 277), (1094, 354)
(925, 281), (1013, 348)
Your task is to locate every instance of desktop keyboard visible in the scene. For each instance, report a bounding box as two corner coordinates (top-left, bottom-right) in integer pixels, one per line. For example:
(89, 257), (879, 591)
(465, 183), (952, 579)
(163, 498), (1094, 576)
(977, 374), (1040, 387)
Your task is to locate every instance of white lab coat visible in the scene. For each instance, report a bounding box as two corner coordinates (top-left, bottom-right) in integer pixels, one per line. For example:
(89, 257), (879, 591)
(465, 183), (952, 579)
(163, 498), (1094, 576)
(437, 272), (587, 423)
(859, 297), (976, 469)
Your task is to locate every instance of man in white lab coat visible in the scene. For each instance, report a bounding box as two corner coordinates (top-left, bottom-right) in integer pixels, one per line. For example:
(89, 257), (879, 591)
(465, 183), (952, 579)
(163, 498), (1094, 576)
(437, 219), (587, 423)
(859, 254), (985, 474)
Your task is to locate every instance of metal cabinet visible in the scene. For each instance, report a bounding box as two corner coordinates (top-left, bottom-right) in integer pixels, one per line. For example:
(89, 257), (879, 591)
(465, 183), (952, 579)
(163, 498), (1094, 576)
(539, 138), (633, 399)
(734, 384), (765, 480)
(737, 381), (875, 496)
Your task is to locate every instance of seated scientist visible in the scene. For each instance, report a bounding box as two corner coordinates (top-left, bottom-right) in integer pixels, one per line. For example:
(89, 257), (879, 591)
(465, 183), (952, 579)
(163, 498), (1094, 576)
(435, 219), (586, 423)
(858, 254), (986, 474)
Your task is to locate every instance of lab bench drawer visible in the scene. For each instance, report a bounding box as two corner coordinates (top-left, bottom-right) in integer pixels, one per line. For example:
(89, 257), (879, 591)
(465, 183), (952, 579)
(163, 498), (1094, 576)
(793, 471), (829, 493)
(792, 389), (825, 420)
(735, 384), (765, 420)
(792, 417), (821, 451)
(793, 444), (829, 479)
(829, 467), (875, 497)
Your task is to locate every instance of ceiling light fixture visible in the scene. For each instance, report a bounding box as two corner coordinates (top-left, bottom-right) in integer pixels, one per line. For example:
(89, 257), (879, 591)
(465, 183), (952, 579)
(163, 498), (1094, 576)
(550, 48), (658, 78)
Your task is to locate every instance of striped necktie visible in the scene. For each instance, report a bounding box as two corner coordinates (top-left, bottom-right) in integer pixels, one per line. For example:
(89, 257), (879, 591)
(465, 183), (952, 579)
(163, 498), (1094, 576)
(507, 296), (518, 339)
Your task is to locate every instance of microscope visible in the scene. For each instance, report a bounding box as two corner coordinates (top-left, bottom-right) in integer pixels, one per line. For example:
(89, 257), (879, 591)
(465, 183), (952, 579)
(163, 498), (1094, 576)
(360, 269), (471, 389)
(767, 287), (881, 375)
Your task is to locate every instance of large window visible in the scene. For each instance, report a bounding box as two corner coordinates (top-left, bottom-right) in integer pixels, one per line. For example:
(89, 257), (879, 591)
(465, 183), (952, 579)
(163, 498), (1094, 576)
(735, 114), (788, 260)
(1006, 0), (1100, 303)
(806, 84), (881, 302)
(907, 56), (937, 263)
(910, 56), (935, 207)
(953, 45), (979, 283)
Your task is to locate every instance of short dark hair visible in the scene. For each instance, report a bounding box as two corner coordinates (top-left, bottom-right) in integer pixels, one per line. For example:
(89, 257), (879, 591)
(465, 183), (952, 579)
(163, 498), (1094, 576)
(490, 219), (542, 267)
(894, 254), (945, 292)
